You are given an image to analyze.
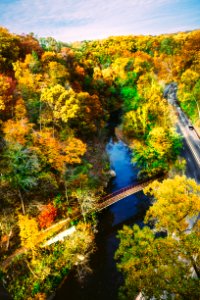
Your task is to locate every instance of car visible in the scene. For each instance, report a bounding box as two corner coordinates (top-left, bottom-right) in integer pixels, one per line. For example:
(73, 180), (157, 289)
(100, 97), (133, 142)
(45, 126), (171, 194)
(188, 124), (194, 130)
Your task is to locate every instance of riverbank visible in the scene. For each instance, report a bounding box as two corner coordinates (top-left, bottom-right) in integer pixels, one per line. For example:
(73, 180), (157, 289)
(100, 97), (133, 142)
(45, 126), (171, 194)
(54, 138), (150, 300)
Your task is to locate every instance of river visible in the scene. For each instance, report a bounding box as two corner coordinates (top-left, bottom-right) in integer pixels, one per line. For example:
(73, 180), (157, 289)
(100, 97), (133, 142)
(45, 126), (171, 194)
(54, 134), (151, 300)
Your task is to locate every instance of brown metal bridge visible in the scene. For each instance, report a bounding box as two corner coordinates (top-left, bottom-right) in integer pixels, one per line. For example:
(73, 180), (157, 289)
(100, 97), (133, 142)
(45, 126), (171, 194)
(97, 177), (159, 211)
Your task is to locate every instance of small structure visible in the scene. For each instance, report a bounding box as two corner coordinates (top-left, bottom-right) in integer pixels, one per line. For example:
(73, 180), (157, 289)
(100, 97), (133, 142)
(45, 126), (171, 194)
(42, 226), (76, 247)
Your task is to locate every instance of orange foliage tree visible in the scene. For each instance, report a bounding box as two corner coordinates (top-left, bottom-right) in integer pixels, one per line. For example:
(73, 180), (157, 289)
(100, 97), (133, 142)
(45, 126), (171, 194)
(0, 74), (15, 113)
(32, 130), (87, 172)
(3, 118), (33, 145)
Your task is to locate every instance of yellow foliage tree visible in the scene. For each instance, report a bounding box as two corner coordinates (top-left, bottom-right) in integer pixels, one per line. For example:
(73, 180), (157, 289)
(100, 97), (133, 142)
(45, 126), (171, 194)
(0, 75), (13, 111)
(40, 84), (80, 124)
(144, 176), (200, 235)
(45, 61), (69, 85)
(64, 137), (87, 164)
(18, 214), (39, 249)
(13, 54), (43, 91)
(14, 97), (27, 119)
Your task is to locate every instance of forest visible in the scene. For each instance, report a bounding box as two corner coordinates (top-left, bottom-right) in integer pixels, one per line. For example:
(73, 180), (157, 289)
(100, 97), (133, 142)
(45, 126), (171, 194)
(0, 26), (200, 299)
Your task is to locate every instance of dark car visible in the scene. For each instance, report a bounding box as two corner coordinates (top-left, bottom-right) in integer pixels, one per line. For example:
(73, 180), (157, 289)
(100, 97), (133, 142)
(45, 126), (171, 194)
(188, 124), (194, 130)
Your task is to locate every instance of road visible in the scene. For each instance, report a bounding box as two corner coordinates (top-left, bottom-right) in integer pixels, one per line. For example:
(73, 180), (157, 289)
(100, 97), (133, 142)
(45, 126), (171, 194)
(167, 85), (200, 183)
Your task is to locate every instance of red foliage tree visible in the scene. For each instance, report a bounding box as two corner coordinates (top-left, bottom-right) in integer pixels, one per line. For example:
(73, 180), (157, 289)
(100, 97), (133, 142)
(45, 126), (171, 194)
(38, 203), (57, 229)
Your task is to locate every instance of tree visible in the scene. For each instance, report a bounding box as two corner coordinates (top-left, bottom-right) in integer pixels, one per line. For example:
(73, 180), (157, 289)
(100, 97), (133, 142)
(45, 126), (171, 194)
(123, 104), (150, 137)
(3, 118), (33, 146)
(18, 214), (39, 249)
(38, 203), (57, 229)
(178, 70), (200, 122)
(59, 222), (94, 282)
(74, 189), (99, 221)
(18, 34), (43, 58)
(0, 27), (20, 72)
(14, 97), (27, 120)
(0, 74), (14, 113)
(160, 37), (177, 55)
(1, 144), (41, 214)
(115, 224), (200, 300)
(45, 61), (69, 85)
(32, 130), (86, 172)
(39, 37), (62, 52)
(120, 85), (140, 112)
(144, 176), (200, 235)
(0, 210), (15, 251)
(13, 53), (43, 94)
(40, 84), (80, 130)
(71, 92), (104, 134)
(132, 127), (182, 177)
(115, 176), (200, 300)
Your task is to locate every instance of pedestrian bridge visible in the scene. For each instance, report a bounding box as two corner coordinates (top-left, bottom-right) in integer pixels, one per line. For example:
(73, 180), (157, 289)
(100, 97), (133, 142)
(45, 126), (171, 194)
(97, 177), (159, 211)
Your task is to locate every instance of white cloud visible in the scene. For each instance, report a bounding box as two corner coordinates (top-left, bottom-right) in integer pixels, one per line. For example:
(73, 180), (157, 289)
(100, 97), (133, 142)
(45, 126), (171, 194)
(0, 0), (199, 42)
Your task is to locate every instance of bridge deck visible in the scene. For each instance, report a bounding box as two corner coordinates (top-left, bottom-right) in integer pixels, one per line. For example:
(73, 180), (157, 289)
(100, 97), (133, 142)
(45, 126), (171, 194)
(98, 181), (151, 211)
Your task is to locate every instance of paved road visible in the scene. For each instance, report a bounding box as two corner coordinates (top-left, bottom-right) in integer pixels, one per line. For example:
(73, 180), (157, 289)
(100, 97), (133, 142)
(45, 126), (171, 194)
(167, 85), (200, 183)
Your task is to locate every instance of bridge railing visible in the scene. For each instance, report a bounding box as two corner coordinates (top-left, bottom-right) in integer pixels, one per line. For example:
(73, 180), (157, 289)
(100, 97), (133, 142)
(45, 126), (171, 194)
(100, 174), (163, 202)
(101, 182), (138, 201)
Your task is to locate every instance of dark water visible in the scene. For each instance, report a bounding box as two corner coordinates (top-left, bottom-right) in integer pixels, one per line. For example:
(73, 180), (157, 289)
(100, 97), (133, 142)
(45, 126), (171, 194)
(54, 138), (150, 300)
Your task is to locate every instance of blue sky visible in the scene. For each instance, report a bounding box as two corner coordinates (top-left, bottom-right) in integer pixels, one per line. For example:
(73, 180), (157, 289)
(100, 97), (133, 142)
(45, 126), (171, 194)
(0, 0), (200, 42)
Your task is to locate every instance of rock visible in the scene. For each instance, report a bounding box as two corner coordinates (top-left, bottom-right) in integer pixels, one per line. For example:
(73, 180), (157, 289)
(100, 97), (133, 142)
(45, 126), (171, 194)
(109, 169), (116, 177)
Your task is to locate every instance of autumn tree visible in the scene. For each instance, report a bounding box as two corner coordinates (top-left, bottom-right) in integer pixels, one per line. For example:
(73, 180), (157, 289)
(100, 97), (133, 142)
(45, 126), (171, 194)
(0, 27), (20, 72)
(144, 176), (200, 235)
(45, 61), (69, 86)
(123, 104), (150, 137)
(14, 97), (27, 120)
(55, 222), (95, 282)
(131, 127), (182, 177)
(38, 203), (57, 229)
(13, 53), (43, 92)
(18, 34), (43, 58)
(115, 176), (200, 299)
(178, 69), (200, 123)
(0, 74), (15, 114)
(32, 130), (86, 172)
(18, 214), (39, 249)
(181, 30), (200, 71)
(3, 118), (33, 145)
(40, 84), (79, 130)
(71, 92), (104, 134)
(0, 211), (15, 251)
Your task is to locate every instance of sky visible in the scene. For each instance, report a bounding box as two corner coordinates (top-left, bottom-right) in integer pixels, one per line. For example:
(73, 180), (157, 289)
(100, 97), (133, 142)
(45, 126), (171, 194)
(0, 0), (200, 42)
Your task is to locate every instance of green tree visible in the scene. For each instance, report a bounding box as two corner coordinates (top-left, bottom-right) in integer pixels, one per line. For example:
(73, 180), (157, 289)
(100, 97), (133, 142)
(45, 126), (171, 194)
(132, 127), (182, 177)
(115, 224), (200, 300)
(1, 144), (41, 214)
